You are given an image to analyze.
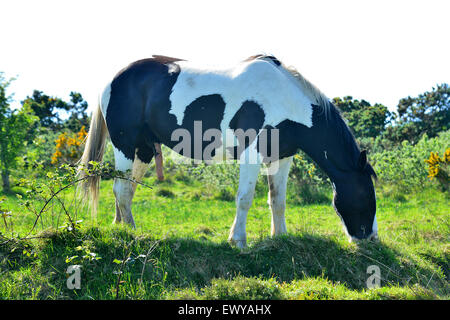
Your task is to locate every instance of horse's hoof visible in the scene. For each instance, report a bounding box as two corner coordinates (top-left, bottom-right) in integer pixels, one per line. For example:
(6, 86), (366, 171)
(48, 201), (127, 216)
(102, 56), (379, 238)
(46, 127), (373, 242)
(228, 238), (247, 249)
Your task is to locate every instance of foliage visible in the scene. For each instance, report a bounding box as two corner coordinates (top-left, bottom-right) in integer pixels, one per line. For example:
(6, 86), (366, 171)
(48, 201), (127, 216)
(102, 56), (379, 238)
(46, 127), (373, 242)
(13, 163), (90, 234)
(386, 83), (449, 144)
(332, 96), (392, 139)
(22, 90), (66, 128)
(1, 161), (142, 241)
(189, 162), (241, 198)
(164, 150), (332, 204)
(371, 130), (450, 192)
(51, 126), (87, 165)
(356, 136), (395, 155)
(63, 92), (90, 133)
(191, 162), (241, 191)
(425, 149), (450, 192)
(22, 90), (89, 131)
(0, 74), (38, 191)
(288, 153), (331, 204)
(18, 128), (60, 174)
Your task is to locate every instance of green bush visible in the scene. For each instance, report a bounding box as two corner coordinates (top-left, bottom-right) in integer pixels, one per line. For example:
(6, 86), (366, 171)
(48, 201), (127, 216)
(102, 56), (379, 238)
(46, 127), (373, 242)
(371, 130), (450, 192)
(288, 153), (331, 205)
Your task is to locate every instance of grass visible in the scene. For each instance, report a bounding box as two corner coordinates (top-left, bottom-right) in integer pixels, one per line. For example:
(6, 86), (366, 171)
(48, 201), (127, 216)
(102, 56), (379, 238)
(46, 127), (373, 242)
(0, 172), (448, 300)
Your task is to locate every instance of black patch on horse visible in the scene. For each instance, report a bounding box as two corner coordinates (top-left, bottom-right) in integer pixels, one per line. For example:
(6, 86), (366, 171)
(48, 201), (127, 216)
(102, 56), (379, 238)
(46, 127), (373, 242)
(180, 94), (226, 160)
(106, 58), (182, 161)
(264, 55), (281, 66)
(244, 54), (281, 67)
(269, 103), (361, 179)
(228, 100), (266, 159)
(151, 55), (185, 64)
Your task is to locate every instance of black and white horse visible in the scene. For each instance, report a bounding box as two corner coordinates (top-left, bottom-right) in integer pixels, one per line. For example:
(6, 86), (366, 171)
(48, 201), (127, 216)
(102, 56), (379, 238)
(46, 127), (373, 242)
(79, 54), (378, 248)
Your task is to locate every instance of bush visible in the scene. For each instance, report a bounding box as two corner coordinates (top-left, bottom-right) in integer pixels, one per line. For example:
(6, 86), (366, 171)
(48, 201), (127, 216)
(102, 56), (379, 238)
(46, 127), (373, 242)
(371, 130), (450, 192)
(288, 153), (331, 205)
(425, 148), (450, 192)
(51, 126), (87, 165)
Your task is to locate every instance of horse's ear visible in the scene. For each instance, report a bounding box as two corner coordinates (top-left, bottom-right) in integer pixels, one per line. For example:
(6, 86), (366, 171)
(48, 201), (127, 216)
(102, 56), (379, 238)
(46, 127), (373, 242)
(358, 150), (367, 171)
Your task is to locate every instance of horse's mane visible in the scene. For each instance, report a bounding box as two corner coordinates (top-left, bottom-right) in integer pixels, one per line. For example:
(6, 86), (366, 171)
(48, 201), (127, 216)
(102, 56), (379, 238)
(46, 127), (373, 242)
(278, 58), (362, 168)
(283, 65), (330, 114)
(247, 54), (332, 121)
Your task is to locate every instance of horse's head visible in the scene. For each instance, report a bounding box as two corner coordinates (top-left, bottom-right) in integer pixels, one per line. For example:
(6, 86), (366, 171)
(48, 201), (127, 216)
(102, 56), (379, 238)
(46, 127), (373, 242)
(332, 150), (378, 242)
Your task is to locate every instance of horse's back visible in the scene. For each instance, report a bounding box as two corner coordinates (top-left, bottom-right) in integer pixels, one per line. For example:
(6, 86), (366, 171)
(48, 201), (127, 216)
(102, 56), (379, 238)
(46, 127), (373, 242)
(102, 54), (316, 162)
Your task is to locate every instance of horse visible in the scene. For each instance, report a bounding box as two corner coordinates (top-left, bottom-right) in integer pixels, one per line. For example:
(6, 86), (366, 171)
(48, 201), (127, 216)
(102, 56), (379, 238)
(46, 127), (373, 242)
(79, 54), (378, 248)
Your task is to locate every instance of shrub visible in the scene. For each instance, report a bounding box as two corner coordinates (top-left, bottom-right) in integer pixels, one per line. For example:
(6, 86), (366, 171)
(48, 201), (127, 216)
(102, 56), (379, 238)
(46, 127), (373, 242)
(371, 130), (449, 192)
(288, 153), (331, 205)
(51, 126), (87, 165)
(425, 149), (450, 192)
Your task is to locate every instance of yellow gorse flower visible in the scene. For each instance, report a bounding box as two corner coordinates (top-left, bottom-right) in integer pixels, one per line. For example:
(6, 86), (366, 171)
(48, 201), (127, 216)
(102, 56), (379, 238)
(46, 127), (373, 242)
(51, 126), (88, 164)
(425, 149), (450, 179)
(445, 149), (450, 163)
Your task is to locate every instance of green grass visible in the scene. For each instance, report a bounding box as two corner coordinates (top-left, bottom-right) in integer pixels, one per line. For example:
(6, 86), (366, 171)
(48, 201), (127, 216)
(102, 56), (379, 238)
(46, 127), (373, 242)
(0, 173), (448, 300)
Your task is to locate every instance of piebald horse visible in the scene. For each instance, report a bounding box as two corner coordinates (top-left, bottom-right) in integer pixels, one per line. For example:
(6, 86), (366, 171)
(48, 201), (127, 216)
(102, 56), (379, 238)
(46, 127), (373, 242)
(79, 54), (378, 248)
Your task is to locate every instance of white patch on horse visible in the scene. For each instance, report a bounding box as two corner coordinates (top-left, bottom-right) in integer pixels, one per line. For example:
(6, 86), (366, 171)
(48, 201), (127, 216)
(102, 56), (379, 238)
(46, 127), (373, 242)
(371, 215), (378, 238)
(112, 146), (133, 171)
(100, 82), (112, 117)
(132, 153), (150, 182)
(169, 59), (315, 135)
(332, 198), (352, 242)
(369, 187), (378, 240)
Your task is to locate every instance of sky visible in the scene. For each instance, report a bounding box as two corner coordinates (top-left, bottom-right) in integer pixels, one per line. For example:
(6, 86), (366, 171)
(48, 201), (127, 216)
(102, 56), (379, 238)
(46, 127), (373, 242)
(1, 0), (449, 113)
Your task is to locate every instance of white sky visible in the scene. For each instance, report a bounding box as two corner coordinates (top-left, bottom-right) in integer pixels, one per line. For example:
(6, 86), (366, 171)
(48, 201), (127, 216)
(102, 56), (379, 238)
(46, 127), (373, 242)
(1, 0), (449, 112)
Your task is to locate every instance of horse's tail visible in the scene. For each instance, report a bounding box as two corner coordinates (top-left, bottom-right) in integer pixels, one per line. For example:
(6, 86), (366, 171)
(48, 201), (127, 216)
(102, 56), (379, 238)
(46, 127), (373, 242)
(78, 101), (108, 217)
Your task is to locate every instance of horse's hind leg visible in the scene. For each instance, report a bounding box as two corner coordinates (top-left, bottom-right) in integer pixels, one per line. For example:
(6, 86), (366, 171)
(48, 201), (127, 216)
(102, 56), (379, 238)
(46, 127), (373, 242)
(267, 156), (292, 237)
(112, 146), (151, 227)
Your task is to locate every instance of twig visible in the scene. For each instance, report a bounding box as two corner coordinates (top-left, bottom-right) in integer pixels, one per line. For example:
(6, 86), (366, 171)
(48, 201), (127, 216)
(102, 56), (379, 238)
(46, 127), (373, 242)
(1, 169), (153, 246)
(115, 239), (135, 300)
(139, 238), (162, 285)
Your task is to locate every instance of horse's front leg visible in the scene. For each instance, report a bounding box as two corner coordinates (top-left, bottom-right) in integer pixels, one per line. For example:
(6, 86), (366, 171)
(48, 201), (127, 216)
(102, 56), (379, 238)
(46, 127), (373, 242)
(228, 162), (261, 249)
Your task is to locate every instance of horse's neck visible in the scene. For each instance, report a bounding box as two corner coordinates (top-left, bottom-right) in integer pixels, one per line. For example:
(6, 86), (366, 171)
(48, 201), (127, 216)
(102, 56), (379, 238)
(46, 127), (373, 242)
(293, 104), (360, 183)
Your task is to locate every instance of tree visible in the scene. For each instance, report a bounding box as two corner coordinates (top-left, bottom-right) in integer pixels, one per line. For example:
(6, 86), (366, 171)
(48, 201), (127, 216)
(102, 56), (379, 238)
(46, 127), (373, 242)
(0, 73), (38, 191)
(22, 90), (66, 128)
(63, 92), (89, 132)
(22, 90), (89, 131)
(332, 96), (392, 139)
(388, 83), (450, 144)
